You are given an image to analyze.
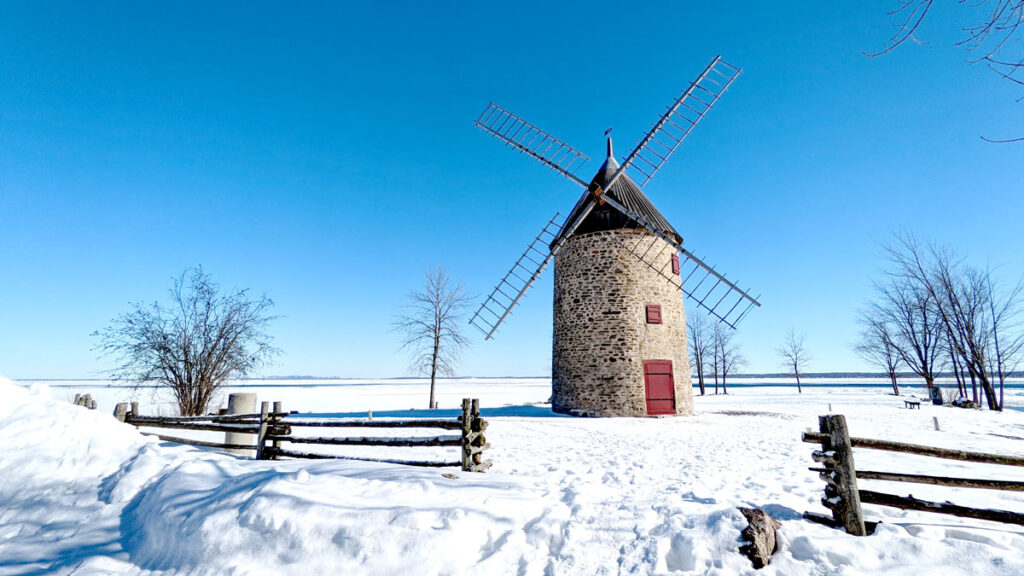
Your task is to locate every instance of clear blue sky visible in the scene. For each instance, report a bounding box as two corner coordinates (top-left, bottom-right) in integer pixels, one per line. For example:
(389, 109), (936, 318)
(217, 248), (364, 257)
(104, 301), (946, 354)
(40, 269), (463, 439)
(2, 2), (1022, 379)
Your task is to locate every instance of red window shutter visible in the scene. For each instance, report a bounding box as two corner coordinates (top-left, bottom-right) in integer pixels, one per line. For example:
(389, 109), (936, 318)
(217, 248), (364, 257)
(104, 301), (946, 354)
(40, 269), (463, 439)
(646, 304), (662, 324)
(671, 253), (680, 275)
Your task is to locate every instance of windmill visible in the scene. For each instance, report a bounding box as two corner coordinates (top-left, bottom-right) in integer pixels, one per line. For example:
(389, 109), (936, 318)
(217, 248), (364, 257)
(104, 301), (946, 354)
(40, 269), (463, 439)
(468, 56), (760, 417)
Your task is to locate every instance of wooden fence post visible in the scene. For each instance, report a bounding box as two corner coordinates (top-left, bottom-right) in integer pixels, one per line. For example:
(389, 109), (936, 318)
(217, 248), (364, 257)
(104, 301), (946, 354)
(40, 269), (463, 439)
(130, 401), (139, 418)
(114, 402), (129, 422)
(271, 401), (282, 460)
(255, 401), (270, 460)
(460, 399), (471, 471)
(470, 399), (482, 468)
(817, 415), (867, 536)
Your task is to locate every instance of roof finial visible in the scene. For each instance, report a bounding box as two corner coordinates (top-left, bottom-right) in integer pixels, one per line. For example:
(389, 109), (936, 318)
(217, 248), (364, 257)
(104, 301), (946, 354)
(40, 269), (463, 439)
(604, 127), (613, 159)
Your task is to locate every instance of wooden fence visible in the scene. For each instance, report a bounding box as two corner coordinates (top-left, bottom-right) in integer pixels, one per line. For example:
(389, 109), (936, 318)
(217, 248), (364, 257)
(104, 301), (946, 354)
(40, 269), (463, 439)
(802, 414), (1024, 535)
(116, 398), (491, 472)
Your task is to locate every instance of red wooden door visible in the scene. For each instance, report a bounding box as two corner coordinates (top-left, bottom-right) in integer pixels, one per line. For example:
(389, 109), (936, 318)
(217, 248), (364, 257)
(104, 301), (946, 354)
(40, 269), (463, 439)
(643, 360), (676, 415)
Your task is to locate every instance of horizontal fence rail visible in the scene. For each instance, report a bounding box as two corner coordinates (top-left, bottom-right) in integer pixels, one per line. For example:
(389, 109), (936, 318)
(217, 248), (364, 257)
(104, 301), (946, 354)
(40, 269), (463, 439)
(280, 419), (464, 430)
(265, 435), (462, 447)
(801, 433), (1024, 467)
(802, 414), (1024, 534)
(116, 398), (492, 472)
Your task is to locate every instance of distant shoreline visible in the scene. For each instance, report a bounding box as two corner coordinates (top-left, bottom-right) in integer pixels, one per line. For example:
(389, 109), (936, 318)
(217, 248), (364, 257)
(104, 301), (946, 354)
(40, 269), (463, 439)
(14, 371), (1022, 382)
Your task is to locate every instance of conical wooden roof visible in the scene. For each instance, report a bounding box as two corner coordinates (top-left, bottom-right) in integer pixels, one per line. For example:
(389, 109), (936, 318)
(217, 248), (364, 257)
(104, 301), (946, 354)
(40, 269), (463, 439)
(552, 138), (681, 248)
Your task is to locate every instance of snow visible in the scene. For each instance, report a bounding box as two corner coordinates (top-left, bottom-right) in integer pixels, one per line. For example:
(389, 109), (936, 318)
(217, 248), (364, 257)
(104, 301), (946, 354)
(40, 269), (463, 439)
(3, 375), (1024, 575)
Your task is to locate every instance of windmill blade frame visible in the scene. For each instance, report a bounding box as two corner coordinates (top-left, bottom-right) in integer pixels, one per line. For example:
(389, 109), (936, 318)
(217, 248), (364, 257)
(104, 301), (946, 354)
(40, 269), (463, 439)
(468, 212), (564, 340)
(677, 247), (760, 328)
(605, 56), (741, 194)
(599, 193), (760, 328)
(475, 103), (590, 187)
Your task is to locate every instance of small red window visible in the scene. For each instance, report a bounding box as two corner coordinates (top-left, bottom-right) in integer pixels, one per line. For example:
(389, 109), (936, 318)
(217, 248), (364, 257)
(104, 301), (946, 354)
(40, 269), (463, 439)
(671, 253), (680, 275)
(646, 304), (662, 324)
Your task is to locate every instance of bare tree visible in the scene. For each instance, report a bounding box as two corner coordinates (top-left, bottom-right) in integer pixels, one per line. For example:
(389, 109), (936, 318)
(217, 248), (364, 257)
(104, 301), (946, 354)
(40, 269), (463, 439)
(394, 268), (472, 409)
(870, 274), (943, 393)
(709, 323), (723, 394)
(885, 233), (1024, 411)
(945, 332), (969, 400)
(986, 274), (1024, 408)
(94, 267), (279, 416)
(856, 312), (904, 395)
(720, 328), (746, 395)
(930, 252), (997, 408)
(777, 329), (811, 393)
(712, 323), (745, 394)
(868, 0), (1024, 142)
(687, 313), (712, 396)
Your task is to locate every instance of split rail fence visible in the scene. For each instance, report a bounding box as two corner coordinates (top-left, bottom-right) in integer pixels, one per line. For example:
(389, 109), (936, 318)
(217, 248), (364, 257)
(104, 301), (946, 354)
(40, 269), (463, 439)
(802, 414), (1024, 535)
(116, 398), (491, 472)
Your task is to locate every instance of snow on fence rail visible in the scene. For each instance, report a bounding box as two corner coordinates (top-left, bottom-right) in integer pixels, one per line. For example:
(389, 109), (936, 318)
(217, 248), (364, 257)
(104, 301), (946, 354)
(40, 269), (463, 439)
(116, 398), (492, 472)
(802, 414), (1024, 535)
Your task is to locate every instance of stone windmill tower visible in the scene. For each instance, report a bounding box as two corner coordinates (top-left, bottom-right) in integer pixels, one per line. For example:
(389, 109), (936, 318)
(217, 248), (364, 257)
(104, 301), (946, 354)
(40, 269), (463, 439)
(469, 56), (761, 417)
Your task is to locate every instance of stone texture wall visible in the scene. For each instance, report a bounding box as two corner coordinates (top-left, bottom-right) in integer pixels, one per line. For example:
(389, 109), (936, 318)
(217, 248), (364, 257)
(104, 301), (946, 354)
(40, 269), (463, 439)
(552, 228), (693, 417)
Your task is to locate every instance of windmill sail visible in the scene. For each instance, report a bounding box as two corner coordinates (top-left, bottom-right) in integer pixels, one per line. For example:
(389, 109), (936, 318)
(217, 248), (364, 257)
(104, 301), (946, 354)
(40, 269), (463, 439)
(598, 193), (760, 328)
(677, 248), (760, 328)
(469, 213), (563, 340)
(475, 103), (589, 187)
(616, 56), (741, 189)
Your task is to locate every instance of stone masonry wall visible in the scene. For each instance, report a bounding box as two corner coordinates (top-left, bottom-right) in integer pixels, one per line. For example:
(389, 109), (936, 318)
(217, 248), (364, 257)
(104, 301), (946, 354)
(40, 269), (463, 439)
(552, 228), (693, 417)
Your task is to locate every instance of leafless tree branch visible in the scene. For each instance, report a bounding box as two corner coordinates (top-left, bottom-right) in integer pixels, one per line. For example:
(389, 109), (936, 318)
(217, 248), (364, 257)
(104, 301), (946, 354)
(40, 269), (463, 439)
(777, 329), (812, 393)
(688, 313), (712, 396)
(393, 267), (472, 408)
(93, 267), (280, 416)
(869, 0), (1024, 141)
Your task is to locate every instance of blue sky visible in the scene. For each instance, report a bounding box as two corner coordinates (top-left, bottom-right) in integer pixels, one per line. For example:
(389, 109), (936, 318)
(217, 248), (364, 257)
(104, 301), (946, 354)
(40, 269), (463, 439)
(1, 2), (1022, 379)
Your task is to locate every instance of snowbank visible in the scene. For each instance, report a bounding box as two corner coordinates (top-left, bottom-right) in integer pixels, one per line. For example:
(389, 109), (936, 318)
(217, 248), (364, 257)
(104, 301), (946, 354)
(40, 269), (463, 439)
(2, 375), (1024, 575)
(0, 376), (562, 575)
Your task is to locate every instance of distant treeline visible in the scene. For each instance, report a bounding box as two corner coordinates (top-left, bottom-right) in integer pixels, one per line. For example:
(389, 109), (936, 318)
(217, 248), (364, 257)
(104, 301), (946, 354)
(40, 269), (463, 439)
(20, 372), (1023, 382)
(729, 372), (1024, 379)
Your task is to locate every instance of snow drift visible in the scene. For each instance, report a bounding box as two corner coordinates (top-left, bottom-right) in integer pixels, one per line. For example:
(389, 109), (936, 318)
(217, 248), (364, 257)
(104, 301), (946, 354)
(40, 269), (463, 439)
(2, 375), (1024, 575)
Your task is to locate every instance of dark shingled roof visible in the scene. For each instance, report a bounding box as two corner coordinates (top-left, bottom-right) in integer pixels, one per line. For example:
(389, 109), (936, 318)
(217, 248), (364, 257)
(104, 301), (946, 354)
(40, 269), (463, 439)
(552, 139), (681, 248)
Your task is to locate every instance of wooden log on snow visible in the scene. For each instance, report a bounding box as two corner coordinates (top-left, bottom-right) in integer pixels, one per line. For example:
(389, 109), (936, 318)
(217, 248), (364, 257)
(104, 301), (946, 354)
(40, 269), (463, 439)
(114, 402), (129, 422)
(858, 489), (1024, 526)
(802, 433), (1024, 467)
(809, 467), (1024, 492)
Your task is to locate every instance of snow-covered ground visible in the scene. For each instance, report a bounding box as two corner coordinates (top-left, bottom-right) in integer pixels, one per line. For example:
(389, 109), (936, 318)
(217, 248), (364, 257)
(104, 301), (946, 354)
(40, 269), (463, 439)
(3, 376), (1024, 575)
